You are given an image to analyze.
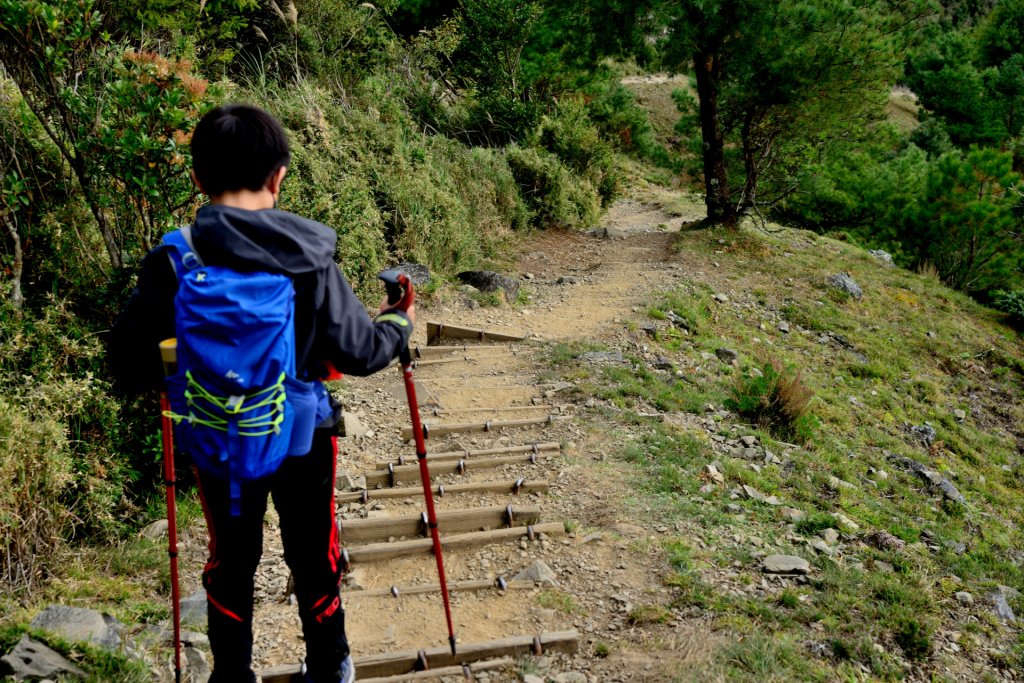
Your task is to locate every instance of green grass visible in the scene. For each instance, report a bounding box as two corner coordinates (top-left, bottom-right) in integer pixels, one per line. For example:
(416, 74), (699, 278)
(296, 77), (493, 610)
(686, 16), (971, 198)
(536, 589), (578, 614)
(544, 222), (1024, 679)
(627, 604), (673, 625)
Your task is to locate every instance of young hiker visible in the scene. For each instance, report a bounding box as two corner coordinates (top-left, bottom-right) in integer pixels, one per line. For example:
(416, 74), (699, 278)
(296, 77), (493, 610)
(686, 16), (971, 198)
(109, 104), (414, 683)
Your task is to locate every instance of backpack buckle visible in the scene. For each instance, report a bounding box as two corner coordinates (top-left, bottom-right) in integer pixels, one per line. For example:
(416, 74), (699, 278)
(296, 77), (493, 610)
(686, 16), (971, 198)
(226, 395), (245, 413)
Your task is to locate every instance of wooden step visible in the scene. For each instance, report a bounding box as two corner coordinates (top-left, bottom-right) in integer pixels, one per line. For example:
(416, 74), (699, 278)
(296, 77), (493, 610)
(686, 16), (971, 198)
(411, 343), (514, 358)
(359, 657), (514, 683)
(342, 578), (534, 598)
(346, 521), (565, 563)
(377, 442), (561, 469)
(259, 631), (578, 682)
(402, 416), (556, 441)
(364, 453), (553, 488)
(339, 505), (541, 544)
(426, 322), (530, 345)
(427, 403), (558, 418)
(337, 479), (550, 504)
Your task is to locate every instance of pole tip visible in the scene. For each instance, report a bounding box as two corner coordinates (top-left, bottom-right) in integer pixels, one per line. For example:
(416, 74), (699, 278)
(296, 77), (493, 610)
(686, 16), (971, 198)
(449, 635), (457, 656)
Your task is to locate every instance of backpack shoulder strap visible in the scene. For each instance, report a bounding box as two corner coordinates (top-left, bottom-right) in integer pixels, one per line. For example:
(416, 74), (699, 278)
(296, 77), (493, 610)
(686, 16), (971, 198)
(163, 225), (204, 280)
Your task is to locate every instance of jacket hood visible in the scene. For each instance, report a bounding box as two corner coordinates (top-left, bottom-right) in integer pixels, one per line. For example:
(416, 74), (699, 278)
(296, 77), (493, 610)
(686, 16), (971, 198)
(189, 205), (337, 275)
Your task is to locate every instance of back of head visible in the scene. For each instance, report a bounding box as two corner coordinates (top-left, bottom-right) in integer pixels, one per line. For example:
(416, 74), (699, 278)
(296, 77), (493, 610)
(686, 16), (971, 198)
(191, 104), (291, 198)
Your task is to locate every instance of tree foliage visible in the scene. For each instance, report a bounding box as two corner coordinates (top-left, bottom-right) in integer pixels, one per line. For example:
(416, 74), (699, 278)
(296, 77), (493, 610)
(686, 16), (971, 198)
(908, 147), (1023, 291)
(455, 0), (544, 141)
(664, 0), (930, 227)
(906, 0), (1024, 166)
(0, 0), (216, 278)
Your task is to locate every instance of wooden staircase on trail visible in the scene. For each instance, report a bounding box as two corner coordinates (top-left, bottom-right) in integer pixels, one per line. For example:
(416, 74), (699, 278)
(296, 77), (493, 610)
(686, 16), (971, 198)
(259, 323), (579, 682)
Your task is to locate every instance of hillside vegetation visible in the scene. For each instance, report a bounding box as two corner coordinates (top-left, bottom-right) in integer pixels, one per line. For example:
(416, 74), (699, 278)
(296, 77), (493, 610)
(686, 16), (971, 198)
(544, 210), (1024, 679)
(1, 0), (1023, 679)
(0, 0), (633, 598)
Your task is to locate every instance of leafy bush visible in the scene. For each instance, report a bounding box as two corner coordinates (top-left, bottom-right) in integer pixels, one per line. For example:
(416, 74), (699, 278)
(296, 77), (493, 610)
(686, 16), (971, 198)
(0, 303), (135, 591)
(505, 145), (601, 229)
(537, 98), (621, 206)
(0, 395), (72, 589)
(775, 133), (929, 244)
(725, 358), (816, 442)
(0, 5), (217, 271)
(94, 50), (217, 257)
(265, 79), (531, 293)
(290, 0), (398, 88)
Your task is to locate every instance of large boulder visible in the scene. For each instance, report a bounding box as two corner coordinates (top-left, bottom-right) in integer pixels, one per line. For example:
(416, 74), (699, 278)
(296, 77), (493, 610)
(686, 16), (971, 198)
(393, 263), (431, 286)
(456, 271), (520, 302)
(762, 555), (811, 575)
(30, 606), (120, 650)
(826, 272), (863, 299)
(869, 249), (894, 267)
(0, 635), (85, 680)
(514, 560), (558, 586)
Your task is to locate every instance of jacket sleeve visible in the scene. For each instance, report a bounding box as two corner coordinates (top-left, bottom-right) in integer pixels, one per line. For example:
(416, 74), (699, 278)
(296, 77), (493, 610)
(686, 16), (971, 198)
(317, 264), (412, 376)
(107, 248), (178, 395)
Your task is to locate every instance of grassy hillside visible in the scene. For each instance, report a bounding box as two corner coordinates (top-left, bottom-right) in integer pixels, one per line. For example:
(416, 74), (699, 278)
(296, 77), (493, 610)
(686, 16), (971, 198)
(545, 215), (1024, 680)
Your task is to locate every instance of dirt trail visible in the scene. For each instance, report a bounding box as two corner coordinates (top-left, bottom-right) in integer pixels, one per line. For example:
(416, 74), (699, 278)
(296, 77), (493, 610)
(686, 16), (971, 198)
(233, 193), (709, 682)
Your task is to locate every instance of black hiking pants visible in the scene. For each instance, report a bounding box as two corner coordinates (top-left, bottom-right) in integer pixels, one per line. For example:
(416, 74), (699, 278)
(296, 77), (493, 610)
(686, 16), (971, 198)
(195, 429), (348, 683)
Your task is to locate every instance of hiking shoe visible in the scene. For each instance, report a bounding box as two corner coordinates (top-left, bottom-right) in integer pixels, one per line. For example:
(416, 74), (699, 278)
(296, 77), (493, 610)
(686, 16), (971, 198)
(339, 655), (355, 683)
(301, 656), (355, 683)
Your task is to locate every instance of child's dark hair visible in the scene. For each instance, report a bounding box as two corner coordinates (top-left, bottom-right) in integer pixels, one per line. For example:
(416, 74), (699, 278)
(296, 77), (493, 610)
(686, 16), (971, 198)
(190, 104), (291, 198)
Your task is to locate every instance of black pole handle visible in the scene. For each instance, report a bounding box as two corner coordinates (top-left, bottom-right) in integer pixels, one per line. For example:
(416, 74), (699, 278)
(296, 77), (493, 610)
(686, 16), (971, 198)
(378, 269), (407, 306)
(379, 269), (414, 365)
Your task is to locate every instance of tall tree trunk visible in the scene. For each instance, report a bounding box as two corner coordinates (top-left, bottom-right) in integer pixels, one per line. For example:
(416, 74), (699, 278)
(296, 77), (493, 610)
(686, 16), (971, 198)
(693, 49), (736, 227)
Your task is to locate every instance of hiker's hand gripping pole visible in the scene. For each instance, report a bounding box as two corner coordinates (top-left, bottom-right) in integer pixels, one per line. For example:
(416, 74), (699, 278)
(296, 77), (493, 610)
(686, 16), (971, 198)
(158, 339), (183, 683)
(379, 270), (457, 656)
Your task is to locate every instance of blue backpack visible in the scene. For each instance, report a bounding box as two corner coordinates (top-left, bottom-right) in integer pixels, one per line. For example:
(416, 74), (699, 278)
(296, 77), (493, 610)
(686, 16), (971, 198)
(162, 226), (331, 515)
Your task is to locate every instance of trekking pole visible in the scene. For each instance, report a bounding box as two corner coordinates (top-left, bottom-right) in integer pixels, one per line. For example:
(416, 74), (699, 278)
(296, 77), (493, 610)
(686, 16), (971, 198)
(378, 270), (457, 656)
(158, 339), (183, 683)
